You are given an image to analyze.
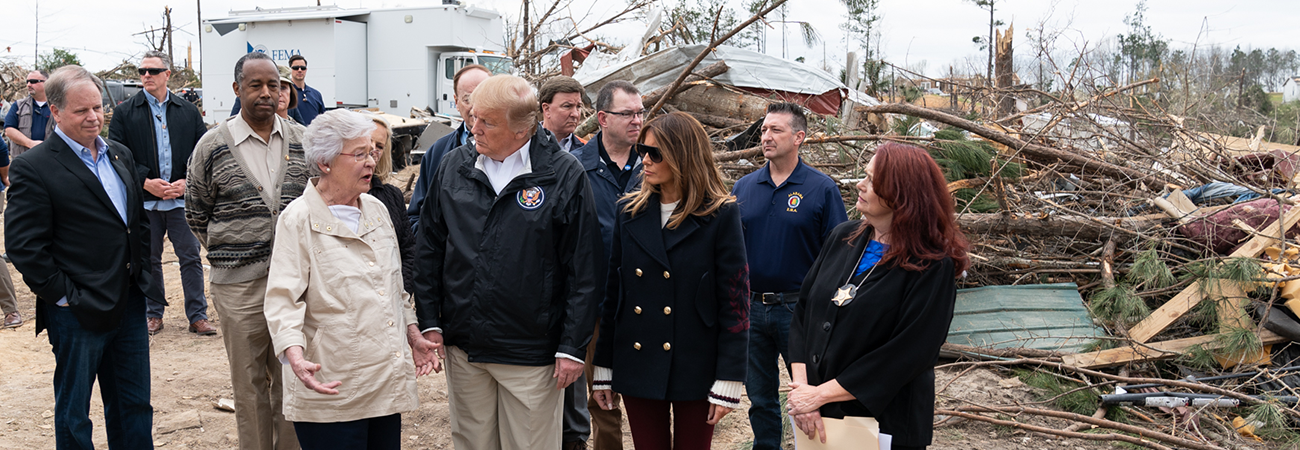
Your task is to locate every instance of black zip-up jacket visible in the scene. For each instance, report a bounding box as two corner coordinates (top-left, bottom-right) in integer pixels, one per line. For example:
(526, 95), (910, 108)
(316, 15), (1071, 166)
(108, 90), (207, 202)
(414, 126), (605, 366)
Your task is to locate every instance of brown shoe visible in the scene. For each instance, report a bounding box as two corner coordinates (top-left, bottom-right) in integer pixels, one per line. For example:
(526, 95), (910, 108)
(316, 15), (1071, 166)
(189, 319), (217, 336)
(147, 317), (164, 335)
(2, 312), (21, 328)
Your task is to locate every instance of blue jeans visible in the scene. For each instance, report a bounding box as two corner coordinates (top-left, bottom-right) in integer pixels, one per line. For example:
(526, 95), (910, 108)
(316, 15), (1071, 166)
(145, 208), (208, 322)
(45, 287), (153, 450)
(745, 297), (795, 450)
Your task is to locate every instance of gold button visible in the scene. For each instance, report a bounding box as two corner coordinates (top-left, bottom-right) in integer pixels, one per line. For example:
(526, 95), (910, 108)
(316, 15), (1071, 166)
(663, 271), (670, 279)
(285, 155), (291, 161)
(633, 342), (641, 350)
(663, 307), (672, 315)
(326, 226), (332, 231)
(369, 261), (375, 266)
(257, 186), (263, 191)
(634, 306), (642, 314)
(387, 320), (394, 326)
(662, 342), (671, 351)
(378, 290), (385, 296)
(635, 268), (643, 277)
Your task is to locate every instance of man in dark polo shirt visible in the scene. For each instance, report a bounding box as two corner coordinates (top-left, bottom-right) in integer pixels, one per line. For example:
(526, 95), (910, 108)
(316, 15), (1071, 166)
(732, 102), (847, 450)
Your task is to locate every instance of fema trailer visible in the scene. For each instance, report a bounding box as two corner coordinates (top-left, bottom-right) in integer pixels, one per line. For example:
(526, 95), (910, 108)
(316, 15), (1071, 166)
(201, 3), (513, 167)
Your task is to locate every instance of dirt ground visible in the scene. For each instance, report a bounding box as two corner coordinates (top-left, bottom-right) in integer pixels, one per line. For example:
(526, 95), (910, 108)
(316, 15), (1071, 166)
(0, 242), (1179, 450)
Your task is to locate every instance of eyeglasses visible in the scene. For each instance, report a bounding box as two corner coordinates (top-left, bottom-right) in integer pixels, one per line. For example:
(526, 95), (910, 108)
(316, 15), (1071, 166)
(634, 143), (663, 164)
(291, 66), (308, 71)
(137, 68), (168, 76)
(26, 79), (44, 84)
(344, 149), (382, 162)
(604, 109), (648, 119)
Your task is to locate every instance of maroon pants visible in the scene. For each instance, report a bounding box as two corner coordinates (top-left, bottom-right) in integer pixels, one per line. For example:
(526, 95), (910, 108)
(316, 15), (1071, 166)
(623, 396), (715, 450)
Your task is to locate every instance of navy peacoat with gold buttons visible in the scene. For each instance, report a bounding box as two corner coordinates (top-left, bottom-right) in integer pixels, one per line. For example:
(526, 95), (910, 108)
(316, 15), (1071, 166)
(593, 193), (751, 401)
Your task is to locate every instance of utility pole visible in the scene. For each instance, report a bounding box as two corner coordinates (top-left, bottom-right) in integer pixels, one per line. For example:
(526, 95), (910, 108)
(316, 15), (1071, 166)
(34, 1), (39, 66)
(197, 0), (203, 83)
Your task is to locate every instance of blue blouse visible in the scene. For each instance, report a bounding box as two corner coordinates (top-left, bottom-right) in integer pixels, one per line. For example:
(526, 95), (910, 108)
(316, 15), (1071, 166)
(854, 240), (889, 277)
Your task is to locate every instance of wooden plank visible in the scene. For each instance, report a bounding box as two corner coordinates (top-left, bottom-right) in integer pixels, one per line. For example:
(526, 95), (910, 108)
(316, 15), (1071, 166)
(1062, 330), (1286, 369)
(1216, 282), (1253, 331)
(1127, 201), (1300, 343)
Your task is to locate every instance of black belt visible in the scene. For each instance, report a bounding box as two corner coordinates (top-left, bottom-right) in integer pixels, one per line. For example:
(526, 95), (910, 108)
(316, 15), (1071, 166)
(752, 291), (799, 305)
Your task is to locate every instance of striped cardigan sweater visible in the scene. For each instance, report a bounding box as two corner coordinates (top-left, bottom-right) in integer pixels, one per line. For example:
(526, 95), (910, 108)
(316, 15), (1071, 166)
(185, 116), (313, 283)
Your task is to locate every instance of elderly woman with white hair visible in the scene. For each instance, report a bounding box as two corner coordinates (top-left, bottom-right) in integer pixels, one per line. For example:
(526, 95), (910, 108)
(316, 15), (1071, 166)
(263, 109), (440, 450)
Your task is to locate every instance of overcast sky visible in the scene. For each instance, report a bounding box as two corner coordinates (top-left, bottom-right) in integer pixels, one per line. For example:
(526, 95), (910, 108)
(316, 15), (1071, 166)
(0, 0), (1292, 79)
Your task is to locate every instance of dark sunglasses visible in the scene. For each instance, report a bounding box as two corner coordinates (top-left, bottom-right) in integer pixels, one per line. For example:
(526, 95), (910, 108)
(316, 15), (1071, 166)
(635, 143), (663, 164)
(291, 66), (308, 71)
(26, 79), (44, 84)
(137, 68), (168, 76)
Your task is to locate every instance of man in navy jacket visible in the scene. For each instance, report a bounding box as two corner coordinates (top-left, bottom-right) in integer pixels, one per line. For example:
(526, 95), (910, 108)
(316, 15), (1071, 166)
(406, 64), (490, 232)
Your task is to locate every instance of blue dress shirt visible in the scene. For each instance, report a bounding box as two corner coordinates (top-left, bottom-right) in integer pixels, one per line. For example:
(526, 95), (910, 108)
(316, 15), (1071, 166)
(143, 90), (183, 211)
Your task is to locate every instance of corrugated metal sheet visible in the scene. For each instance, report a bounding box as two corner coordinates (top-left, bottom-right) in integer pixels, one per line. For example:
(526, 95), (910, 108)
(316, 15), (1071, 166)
(572, 44), (879, 116)
(947, 283), (1104, 353)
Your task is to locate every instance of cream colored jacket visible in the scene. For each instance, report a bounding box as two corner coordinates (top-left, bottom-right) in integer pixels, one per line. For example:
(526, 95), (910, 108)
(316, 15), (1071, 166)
(264, 179), (419, 423)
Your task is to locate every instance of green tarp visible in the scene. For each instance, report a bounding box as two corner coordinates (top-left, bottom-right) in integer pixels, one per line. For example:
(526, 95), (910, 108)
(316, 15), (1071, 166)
(947, 283), (1104, 353)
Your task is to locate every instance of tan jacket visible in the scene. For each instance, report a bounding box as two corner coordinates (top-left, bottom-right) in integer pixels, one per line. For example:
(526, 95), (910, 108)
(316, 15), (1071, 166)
(264, 179), (418, 423)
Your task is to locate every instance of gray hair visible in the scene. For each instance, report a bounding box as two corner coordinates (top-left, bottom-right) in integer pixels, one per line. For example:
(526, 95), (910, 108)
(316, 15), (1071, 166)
(234, 52), (274, 85)
(595, 80), (639, 112)
(142, 50), (172, 69)
(303, 110), (375, 167)
(46, 65), (104, 110)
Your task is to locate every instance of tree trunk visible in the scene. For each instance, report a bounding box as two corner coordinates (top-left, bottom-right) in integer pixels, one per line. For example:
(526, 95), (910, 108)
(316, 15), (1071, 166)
(958, 213), (1168, 241)
(995, 24), (1014, 118)
(857, 102), (1164, 184)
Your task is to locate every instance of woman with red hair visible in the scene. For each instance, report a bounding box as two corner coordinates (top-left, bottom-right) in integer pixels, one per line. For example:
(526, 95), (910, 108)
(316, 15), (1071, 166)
(786, 142), (969, 449)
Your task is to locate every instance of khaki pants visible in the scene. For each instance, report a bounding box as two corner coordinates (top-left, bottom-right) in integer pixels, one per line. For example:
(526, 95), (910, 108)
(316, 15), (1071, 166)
(0, 194), (18, 315)
(586, 325), (624, 449)
(210, 277), (298, 450)
(445, 345), (562, 450)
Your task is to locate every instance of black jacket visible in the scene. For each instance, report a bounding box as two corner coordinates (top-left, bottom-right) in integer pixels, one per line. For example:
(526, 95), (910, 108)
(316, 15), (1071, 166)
(593, 194), (750, 401)
(108, 91), (207, 202)
(413, 126), (604, 366)
(790, 221), (957, 447)
(368, 178), (415, 294)
(572, 132), (642, 259)
(6, 136), (157, 333)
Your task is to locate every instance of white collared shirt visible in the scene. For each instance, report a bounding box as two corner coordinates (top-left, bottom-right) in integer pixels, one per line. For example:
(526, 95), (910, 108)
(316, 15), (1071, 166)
(477, 139), (532, 195)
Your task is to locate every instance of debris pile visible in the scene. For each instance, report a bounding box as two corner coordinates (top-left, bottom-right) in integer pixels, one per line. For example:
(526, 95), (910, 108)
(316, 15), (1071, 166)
(575, 37), (1300, 448)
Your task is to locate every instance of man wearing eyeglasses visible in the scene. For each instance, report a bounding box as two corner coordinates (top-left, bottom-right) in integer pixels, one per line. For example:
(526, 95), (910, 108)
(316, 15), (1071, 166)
(287, 55), (324, 125)
(567, 79), (646, 450)
(406, 64), (490, 233)
(4, 70), (51, 157)
(108, 51), (216, 337)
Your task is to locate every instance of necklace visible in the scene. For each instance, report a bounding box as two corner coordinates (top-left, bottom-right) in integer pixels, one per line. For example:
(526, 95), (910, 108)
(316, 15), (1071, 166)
(830, 242), (879, 307)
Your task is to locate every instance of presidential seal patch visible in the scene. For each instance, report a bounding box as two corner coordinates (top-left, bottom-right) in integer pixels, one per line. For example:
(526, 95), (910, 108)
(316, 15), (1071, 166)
(518, 186), (546, 210)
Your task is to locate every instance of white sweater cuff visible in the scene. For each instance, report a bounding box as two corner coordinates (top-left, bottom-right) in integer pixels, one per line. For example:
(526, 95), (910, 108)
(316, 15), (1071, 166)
(592, 366), (613, 391)
(708, 380), (744, 409)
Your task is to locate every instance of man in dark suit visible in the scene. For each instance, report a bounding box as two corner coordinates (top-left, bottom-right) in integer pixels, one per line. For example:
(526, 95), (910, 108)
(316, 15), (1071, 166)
(5, 65), (156, 450)
(109, 50), (216, 336)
